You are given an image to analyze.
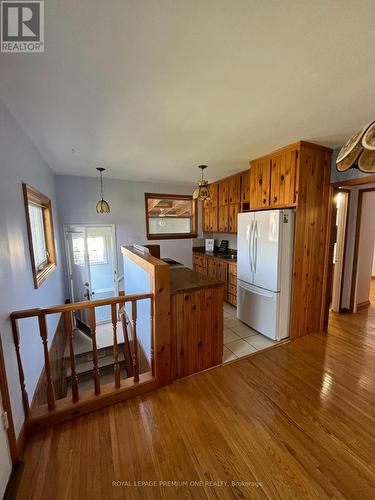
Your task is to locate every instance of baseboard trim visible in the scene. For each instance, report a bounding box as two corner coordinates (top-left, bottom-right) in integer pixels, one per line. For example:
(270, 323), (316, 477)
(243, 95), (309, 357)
(357, 300), (371, 311)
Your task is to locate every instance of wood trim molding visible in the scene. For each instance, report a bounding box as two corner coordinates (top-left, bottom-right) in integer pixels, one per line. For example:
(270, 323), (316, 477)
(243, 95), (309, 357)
(350, 187), (375, 312)
(144, 193), (198, 240)
(331, 175), (375, 188)
(357, 300), (371, 311)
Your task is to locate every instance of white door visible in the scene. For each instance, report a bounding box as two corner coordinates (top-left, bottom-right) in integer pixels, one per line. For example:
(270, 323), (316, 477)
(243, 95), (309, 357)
(332, 192), (349, 312)
(0, 395), (12, 498)
(237, 213), (255, 285)
(66, 227), (92, 329)
(237, 281), (279, 340)
(253, 210), (281, 292)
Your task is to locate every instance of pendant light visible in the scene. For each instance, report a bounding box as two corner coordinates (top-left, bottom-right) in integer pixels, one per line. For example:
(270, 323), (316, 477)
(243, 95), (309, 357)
(96, 167), (111, 213)
(336, 120), (375, 173)
(192, 165), (211, 201)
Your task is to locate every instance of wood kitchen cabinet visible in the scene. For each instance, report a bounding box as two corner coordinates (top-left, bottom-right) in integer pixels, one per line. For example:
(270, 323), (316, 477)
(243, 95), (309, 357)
(227, 263), (237, 306)
(228, 203), (240, 233)
(240, 171), (250, 204)
(218, 205), (229, 232)
(270, 149), (298, 207)
(249, 146), (299, 210)
(249, 157), (271, 210)
(195, 253), (232, 303)
(228, 174), (241, 204)
(209, 207), (218, 232)
(219, 180), (229, 206)
(210, 183), (219, 207)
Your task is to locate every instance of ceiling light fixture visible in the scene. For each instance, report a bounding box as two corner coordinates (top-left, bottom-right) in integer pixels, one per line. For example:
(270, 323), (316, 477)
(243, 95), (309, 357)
(192, 165), (211, 201)
(96, 167), (111, 214)
(336, 121), (375, 173)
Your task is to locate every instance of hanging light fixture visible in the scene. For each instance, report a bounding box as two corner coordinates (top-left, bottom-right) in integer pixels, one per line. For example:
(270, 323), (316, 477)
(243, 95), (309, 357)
(192, 165), (211, 201)
(96, 167), (111, 213)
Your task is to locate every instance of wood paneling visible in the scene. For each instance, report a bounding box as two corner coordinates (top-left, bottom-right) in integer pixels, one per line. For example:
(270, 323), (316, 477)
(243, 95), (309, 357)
(16, 305), (375, 500)
(249, 157), (271, 209)
(170, 286), (224, 380)
(209, 206), (218, 232)
(290, 144), (332, 338)
(209, 183), (219, 207)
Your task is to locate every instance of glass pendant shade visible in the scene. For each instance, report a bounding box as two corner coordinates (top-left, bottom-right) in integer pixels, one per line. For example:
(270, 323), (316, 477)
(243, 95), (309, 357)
(96, 167), (111, 213)
(193, 165), (211, 201)
(96, 199), (111, 213)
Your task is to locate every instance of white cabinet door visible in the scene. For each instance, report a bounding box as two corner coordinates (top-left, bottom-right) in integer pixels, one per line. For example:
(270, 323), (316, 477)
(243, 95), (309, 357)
(237, 213), (254, 285)
(253, 210), (281, 292)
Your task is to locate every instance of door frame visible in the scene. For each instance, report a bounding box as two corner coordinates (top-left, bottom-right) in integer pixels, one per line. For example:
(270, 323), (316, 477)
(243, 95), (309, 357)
(350, 187), (375, 312)
(63, 224), (119, 304)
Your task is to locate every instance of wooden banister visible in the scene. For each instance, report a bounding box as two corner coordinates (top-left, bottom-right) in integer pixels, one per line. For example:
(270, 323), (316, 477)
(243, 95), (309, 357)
(88, 308), (101, 395)
(64, 311), (79, 403)
(38, 312), (55, 411)
(150, 296), (155, 377)
(111, 303), (121, 389)
(131, 300), (139, 383)
(11, 318), (30, 418)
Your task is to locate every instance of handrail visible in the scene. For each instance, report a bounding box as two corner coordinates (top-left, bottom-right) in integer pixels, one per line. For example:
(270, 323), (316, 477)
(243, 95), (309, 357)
(10, 292), (153, 319)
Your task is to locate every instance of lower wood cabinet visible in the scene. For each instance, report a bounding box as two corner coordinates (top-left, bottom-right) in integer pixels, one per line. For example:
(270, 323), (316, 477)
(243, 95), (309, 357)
(194, 254), (237, 306)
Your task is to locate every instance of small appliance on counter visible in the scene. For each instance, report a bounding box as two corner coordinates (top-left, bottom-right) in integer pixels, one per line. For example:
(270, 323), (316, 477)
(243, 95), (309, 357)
(218, 239), (229, 254)
(205, 238), (214, 252)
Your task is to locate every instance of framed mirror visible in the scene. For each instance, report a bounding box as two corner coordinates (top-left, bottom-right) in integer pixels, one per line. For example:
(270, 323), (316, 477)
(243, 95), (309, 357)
(145, 193), (198, 240)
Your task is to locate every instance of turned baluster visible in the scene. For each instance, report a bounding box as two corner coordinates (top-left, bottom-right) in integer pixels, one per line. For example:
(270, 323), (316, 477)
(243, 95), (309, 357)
(11, 317), (30, 418)
(131, 300), (140, 383)
(150, 296), (155, 377)
(38, 312), (55, 411)
(64, 311), (79, 402)
(111, 303), (121, 388)
(88, 307), (101, 395)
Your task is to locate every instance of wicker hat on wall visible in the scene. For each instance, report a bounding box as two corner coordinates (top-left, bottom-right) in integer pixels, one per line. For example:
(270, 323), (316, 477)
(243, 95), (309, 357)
(336, 121), (375, 173)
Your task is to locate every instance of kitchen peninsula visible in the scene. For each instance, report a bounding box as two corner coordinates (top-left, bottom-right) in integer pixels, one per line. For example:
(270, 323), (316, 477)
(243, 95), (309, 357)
(122, 246), (224, 383)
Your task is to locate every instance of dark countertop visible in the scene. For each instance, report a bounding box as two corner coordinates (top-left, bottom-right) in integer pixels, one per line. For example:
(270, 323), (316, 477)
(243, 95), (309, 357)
(193, 248), (237, 264)
(169, 267), (225, 294)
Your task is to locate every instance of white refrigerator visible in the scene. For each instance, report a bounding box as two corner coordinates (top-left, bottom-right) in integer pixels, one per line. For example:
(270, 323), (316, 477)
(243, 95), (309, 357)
(237, 209), (295, 340)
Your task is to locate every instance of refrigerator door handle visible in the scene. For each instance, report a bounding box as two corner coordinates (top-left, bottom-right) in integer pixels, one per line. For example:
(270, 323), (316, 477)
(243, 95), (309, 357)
(253, 220), (258, 274)
(249, 221), (254, 273)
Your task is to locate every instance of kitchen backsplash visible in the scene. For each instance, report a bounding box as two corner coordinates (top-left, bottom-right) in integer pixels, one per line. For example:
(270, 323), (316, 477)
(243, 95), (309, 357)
(193, 233), (237, 250)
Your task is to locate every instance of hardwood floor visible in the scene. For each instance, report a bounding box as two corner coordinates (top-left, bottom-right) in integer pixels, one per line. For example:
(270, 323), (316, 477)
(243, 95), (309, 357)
(15, 303), (375, 499)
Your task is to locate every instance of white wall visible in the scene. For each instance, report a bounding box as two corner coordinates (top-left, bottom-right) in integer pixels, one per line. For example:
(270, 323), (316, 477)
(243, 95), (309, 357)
(355, 191), (375, 306)
(55, 176), (196, 285)
(0, 100), (65, 436)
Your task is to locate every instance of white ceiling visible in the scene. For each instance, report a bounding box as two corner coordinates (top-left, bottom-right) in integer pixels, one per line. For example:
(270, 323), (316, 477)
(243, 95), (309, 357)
(1, 0), (374, 183)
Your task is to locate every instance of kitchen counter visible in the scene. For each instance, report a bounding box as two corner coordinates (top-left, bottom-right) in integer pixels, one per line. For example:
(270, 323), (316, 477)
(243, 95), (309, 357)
(169, 266), (225, 295)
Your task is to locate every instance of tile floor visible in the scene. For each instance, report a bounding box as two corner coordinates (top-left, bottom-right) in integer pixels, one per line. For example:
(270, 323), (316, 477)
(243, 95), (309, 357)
(223, 302), (277, 362)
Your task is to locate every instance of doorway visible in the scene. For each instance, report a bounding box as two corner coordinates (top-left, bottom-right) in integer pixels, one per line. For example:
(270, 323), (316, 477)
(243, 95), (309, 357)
(64, 225), (118, 329)
(331, 190), (350, 312)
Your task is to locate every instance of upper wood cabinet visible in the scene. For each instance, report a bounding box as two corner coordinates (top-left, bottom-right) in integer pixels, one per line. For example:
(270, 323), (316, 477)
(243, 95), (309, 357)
(249, 158), (271, 209)
(209, 207), (218, 232)
(219, 180), (229, 206)
(228, 175), (241, 204)
(228, 204), (240, 233)
(218, 205), (229, 232)
(270, 149), (298, 207)
(250, 146), (299, 210)
(240, 171), (250, 203)
(209, 183), (219, 208)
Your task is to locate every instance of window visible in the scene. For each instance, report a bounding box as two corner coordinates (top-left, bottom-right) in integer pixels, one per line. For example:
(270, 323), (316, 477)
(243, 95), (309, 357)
(87, 236), (108, 265)
(145, 193), (197, 240)
(23, 184), (57, 288)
